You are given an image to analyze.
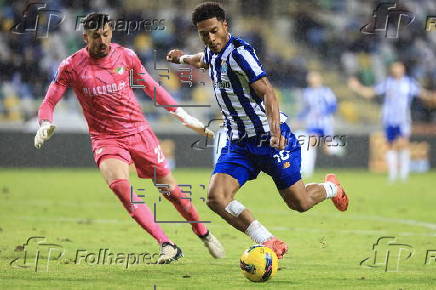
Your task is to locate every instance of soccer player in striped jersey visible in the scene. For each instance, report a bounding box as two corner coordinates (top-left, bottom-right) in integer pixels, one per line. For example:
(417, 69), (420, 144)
(298, 71), (337, 177)
(349, 62), (432, 182)
(167, 2), (349, 259)
(34, 13), (224, 264)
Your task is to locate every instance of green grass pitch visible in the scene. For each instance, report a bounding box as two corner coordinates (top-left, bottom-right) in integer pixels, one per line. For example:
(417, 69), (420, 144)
(1, 168), (436, 289)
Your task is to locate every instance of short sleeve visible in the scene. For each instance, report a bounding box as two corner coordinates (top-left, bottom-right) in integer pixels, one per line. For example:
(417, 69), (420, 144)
(53, 58), (73, 87)
(202, 46), (210, 65)
(229, 45), (266, 83)
(374, 79), (388, 95)
(408, 77), (420, 97)
(325, 88), (336, 104)
(324, 87), (337, 115)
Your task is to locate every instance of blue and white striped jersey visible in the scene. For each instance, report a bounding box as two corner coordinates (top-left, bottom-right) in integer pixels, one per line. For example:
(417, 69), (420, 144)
(203, 35), (287, 140)
(298, 87), (336, 134)
(374, 76), (420, 126)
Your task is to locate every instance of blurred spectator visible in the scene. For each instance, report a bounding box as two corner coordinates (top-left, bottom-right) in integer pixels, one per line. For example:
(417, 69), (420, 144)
(0, 0), (434, 126)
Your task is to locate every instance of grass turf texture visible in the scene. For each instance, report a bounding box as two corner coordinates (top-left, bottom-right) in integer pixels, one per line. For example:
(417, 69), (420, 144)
(1, 168), (436, 289)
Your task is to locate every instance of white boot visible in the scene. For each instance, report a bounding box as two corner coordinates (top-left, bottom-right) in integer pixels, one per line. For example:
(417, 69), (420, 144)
(157, 242), (183, 264)
(200, 232), (225, 259)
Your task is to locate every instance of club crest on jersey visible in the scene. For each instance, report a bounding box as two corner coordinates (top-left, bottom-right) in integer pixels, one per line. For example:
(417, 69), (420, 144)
(221, 60), (227, 73)
(114, 66), (125, 75)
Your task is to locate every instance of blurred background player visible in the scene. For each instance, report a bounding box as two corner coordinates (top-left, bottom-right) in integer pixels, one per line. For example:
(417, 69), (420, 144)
(297, 71), (338, 177)
(33, 13), (224, 263)
(349, 62), (433, 182)
(167, 2), (349, 259)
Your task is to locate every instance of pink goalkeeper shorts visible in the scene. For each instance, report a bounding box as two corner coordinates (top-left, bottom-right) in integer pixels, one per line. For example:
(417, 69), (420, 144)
(91, 128), (170, 179)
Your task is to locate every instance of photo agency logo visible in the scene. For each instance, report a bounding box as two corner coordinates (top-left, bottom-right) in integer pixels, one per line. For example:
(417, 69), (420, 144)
(360, 0), (415, 38)
(10, 3), (165, 38)
(75, 14), (165, 35)
(360, 236), (414, 272)
(9, 236), (64, 272)
(130, 167), (211, 224)
(361, 236), (436, 272)
(190, 119), (347, 152)
(191, 119), (225, 151)
(10, 236), (160, 272)
(10, 2), (64, 39)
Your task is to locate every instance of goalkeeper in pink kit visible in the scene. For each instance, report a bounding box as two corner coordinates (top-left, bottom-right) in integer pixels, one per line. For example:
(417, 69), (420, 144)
(34, 13), (224, 264)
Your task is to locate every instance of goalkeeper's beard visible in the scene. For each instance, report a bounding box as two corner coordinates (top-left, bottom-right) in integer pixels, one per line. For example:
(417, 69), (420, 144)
(90, 44), (110, 58)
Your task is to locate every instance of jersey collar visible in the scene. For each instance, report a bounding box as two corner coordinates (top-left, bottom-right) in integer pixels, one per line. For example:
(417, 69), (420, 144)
(211, 33), (233, 57)
(85, 44), (113, 63)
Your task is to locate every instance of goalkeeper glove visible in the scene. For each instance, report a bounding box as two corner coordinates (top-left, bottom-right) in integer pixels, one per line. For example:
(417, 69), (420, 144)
(170, 108), (214, 137)
(34, 121), (56, 149)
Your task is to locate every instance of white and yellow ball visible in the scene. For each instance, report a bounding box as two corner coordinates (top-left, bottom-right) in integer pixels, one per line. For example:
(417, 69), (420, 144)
(240, 245), (278, 282)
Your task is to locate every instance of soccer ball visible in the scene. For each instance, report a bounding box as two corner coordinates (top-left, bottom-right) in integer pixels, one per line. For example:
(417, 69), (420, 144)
(240, 245), (278, 282)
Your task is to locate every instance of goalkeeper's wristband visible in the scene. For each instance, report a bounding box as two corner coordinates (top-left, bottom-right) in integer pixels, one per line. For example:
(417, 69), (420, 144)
(179, 55), (188, 64)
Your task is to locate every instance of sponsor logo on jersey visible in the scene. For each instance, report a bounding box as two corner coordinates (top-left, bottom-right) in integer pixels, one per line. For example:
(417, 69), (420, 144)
(221, 60), (227, 73)
(213, 81), (231, 89)
(82, 81), (126, 96)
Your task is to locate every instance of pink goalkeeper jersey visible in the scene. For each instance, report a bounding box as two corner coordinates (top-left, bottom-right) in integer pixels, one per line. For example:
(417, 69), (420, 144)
(38, 43), (178, 138)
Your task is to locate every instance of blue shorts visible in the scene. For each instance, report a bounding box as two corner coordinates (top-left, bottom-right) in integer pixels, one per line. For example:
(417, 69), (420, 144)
(385, 125), (408, 143)
(213, 123), (302, 190)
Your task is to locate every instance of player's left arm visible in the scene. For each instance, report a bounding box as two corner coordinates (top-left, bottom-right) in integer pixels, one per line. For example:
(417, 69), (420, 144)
(127, 48), (213, 137)
(413, 80), (435, 102)
(419, 89), (436, 104)
(250, 77), (285, 150)
(230, 46), (285, 150)
(404, 78), (436, 106)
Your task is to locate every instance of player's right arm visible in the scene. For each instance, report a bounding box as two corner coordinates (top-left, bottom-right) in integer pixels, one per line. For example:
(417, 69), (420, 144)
(35, 59), (71, 149)
(166, 49), (208, 69)
(348, 77), (377, 99)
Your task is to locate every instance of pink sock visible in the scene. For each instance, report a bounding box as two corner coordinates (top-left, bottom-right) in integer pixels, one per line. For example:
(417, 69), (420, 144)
(163, 186), (208, 236)
(109, 179), (170, 244)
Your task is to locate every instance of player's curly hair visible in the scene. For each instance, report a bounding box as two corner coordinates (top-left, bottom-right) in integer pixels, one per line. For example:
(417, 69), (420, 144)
(192, 2), (225, 26)
(82, 12), (111, 30)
